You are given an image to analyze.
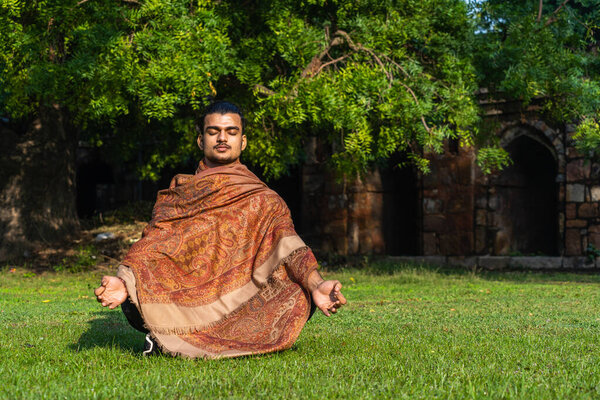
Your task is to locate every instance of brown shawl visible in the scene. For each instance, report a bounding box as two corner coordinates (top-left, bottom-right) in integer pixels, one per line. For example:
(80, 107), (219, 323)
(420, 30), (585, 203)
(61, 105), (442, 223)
(117, 160), (318, 358)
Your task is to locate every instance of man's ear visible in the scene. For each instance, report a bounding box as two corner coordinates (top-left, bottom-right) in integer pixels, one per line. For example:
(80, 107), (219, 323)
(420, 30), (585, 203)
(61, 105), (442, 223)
(241, 135), (247, 151)
(197, 135), (204, 151)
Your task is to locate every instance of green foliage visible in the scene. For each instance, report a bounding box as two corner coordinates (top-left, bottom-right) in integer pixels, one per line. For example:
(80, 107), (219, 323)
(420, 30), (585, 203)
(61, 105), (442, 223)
(52, 244), (98, 273)
(472, 0), (600, 138)
(2, 0), (600, 182)
(573, 117), (600, 158)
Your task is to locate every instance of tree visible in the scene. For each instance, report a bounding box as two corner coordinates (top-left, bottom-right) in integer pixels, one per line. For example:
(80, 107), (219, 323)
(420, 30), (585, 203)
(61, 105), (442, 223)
(471, 0), (600, 155)
(0, 0), (231, 257)
(4, 0), (596, 258)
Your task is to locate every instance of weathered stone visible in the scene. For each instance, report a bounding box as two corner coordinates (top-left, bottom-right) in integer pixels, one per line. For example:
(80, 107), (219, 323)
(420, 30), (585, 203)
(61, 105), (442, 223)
(363, 170), (383, 192)
(488, 195), (499, 210)
(591, 163), (600, 180)
(476, 209), (486, 226)
(567, 146), (582, 159)
(494, 230), (510, 255)
(423, 198), (442, 214)
(591, 186), (600, 202)
(423, 189), (439, 197)
(578, 203), (599, 218)
(566, 203), (577, 219)
(563, 256), (593, 269)
(589, 224), (600, 234)
(589, 232), (600, 250)
(447, 256), (478, 268)
(555, 174), (565, 183)
(566, 184), (585, 202)
(386, 256), (445, 266)
(475, 227), (487, 254)
(478, 256), (510, 270)
(439, 232), (473, 255)
(566, 219), (587, 228)
(423, 215), (447, 232)
(566, 160), (590, 181)
(423, 232), (438, 255)
(565, 229), (582, 255)
(475, 195), (487, 209)
(508, 257), (562, 269)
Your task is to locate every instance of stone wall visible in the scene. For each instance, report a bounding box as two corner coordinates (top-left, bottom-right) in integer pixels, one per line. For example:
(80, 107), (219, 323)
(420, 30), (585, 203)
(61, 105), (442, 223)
(299, 93), (599, 260)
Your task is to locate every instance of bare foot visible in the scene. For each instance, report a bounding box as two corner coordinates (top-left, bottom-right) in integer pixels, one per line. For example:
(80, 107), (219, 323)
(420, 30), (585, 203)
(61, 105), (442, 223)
(94, 276), (128, 309)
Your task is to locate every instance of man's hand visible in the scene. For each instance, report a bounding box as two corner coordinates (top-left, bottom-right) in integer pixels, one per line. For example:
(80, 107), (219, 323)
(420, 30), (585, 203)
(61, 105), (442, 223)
(311, 280), (347, 317)
(94, 276), (128, 309)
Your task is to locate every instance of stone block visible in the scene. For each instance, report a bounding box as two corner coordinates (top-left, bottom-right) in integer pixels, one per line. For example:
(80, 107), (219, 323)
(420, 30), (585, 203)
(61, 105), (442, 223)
(475, 195), (487, 209)
(563, 256), (593, 269)
(388, 256), (446, 267)
(423, 198), (442, 214)
(566, 219), (587, 228)
(494, 230), (511, 255)
(423, 189), (439, 197)
(439, 231), (473, 255)
(478, 256), (510, 270)
(566, 184), (585, 202)
(421, 256), (446, 266)
(566, 203), (577, 219)
(508, 257), (562, 270)
(590, 233), (600, 250)
(578, 203), (599, 218)
(565, 229), (582, 255)
(567, 146), (582, 159)
(476, 209), (486, 226)
(447, 256), (478, 268)
(423, 215), (447, 232)
(591, 186), (600, 202)
(589, 224), (600, 234)
(488, 195), (499, 210)
(475, 227), (487, 254)
(591, 163), (600, 180)
(423, 232), (438, 255)
(566, 160), (590, 181)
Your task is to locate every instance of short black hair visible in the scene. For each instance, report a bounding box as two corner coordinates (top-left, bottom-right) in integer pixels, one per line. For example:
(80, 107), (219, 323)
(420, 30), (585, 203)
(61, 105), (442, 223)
(197, 101), (246, 135)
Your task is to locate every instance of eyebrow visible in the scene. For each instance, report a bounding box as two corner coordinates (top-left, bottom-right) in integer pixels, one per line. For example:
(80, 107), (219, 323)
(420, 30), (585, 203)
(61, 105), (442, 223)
(205, 125), (240, 131)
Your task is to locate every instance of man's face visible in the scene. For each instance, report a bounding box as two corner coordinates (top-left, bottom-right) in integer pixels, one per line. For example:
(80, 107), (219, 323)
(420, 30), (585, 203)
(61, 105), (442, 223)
(198, 113), (247, 167)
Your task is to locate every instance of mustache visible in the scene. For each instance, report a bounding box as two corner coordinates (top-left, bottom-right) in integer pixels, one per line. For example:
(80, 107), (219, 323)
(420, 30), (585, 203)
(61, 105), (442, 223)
(214, 144), (231, 149)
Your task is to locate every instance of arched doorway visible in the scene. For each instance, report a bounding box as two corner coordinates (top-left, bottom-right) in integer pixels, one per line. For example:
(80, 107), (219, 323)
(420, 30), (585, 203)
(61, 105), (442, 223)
(493, 131), (558, 255)
(380, 154), (420, 255)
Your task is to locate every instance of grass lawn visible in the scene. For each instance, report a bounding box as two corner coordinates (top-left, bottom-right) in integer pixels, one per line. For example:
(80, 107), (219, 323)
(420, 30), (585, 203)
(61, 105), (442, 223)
(2, 263), (600, 399)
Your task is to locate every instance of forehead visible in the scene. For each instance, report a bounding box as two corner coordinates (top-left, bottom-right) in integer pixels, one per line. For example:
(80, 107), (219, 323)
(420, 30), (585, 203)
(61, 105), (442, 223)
(203, 113), (242, 130)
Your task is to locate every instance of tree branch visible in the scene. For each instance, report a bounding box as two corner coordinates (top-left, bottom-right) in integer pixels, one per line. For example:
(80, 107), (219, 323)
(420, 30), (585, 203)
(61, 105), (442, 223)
(543, 0), (570, 27)
(537, 0), (543, 23)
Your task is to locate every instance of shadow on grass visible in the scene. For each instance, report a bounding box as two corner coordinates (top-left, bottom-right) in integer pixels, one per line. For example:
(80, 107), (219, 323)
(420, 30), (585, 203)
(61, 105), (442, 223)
(326, 257), (600, 284)
(70, 311), (146, 355)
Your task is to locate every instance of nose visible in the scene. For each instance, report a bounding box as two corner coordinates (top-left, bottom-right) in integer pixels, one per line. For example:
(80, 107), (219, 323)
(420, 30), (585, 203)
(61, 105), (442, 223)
(217, 130), (227, 142)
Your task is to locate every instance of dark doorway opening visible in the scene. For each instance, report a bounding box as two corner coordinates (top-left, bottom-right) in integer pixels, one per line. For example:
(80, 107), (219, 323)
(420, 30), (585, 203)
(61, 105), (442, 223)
(380, 154), (420, 255)
(495, 133), (558, 255)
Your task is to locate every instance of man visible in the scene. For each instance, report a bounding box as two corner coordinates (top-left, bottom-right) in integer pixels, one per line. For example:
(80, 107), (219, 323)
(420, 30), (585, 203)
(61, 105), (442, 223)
(95, 101), (346, 358)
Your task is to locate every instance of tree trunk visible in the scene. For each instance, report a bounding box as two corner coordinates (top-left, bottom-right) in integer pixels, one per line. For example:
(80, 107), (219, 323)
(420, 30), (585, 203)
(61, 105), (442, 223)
(0, 105), (80, 261)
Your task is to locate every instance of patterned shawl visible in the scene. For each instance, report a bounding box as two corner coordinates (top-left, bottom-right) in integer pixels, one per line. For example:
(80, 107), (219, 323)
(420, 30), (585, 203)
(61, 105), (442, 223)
(117, 160), (318, 358)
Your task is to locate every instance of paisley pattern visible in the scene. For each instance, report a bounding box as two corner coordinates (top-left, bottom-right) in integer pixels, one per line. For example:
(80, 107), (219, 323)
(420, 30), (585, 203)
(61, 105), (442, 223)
(119, 160), (319, 358)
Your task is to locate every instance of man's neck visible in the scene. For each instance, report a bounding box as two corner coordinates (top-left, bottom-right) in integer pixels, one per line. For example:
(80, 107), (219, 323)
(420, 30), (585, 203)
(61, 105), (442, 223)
(201, 158), (241, 169)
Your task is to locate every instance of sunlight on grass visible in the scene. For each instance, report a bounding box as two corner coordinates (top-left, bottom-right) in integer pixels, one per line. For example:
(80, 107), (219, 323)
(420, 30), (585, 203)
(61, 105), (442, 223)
(2, 264), (600, 398)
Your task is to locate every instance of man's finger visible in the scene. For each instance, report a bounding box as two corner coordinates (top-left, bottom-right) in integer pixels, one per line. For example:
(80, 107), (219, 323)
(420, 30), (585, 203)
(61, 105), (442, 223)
(94, 286), (105, 297)
(336, 291), (347, 305)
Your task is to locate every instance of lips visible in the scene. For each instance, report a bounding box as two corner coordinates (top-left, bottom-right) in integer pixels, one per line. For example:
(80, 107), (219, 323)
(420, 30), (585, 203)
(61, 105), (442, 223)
(215, 145), (230, 151)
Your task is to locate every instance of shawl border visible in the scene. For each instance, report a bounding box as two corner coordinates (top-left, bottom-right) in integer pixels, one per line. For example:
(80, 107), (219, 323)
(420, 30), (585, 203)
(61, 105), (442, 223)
(121, 235), (307, 335)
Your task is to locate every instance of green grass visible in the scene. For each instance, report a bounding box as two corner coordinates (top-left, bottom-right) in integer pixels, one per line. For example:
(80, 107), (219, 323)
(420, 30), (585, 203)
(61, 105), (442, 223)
(2, 264), (600, 399)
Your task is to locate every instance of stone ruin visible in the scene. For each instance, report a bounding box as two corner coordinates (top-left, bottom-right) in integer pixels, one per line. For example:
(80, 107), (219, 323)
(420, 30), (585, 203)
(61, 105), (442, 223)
(299, 94), (600, 269)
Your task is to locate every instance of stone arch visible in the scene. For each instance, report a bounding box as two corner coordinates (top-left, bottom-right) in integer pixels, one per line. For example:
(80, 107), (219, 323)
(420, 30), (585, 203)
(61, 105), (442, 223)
(491, 123), (560, 255)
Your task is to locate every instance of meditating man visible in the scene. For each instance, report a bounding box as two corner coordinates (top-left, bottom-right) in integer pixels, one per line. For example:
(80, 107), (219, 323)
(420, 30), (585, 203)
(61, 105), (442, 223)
(94, 101), (346, 358)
